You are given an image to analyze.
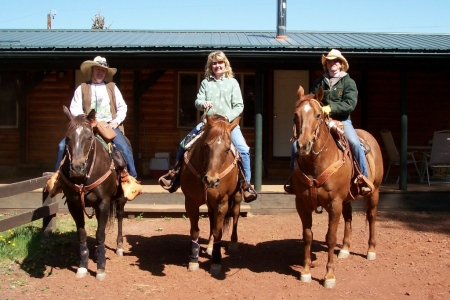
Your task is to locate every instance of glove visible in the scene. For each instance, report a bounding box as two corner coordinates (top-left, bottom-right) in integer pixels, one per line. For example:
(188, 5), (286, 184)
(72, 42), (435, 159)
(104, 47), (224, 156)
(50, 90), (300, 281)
(322, 105), (331, 116)
(108, 120), (119, 129)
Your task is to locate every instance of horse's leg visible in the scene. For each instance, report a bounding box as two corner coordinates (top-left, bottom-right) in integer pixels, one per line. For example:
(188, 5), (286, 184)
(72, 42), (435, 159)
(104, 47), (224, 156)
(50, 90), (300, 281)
(185, 196), (201, 271)
(206, 208), (214, 256)
(210, 199), (228, 276)
(323, 200), (343, 289)
(228, 193), (242, 252)
(338, 201), (353, 259)
(115, 197), (127, 256)
(94, 201), (110, 281)
(365, 190), (379, 260)
(67, 203), (89, 278)
(296, 197), (313, 283)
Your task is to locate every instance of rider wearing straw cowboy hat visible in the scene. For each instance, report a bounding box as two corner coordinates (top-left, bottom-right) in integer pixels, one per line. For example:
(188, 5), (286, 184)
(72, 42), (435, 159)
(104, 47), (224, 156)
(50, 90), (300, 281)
(286, 49), (372, 195)
(48, 56), (140, 199)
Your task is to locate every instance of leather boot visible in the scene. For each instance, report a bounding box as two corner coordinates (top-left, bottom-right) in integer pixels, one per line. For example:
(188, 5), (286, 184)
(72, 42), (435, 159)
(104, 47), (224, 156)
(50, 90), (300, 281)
(158, 160), (182, 193)
(242, 183), (258, 203)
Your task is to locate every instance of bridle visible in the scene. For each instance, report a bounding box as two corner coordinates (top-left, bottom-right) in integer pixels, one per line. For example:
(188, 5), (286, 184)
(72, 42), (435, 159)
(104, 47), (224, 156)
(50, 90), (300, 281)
(296, 98), (331, 156)
(183, 128), (239, 204)
(60, 123), (114, 218)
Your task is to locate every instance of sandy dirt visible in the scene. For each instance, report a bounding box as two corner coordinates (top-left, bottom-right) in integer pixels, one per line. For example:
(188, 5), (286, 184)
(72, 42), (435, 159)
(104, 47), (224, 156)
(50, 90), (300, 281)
(2, 210), (450, 299)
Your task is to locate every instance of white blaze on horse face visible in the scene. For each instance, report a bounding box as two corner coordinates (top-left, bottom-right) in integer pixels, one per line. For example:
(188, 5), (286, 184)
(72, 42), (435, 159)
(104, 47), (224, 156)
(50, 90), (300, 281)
(217, 137), (221, 145)
(75, 126), (83, 149)
(303, 103), (312, 113)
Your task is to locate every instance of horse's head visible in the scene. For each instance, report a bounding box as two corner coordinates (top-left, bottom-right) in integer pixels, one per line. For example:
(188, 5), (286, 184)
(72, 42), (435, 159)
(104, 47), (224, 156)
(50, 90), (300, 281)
(63, 106), (96, 178)
(201, 114), (240, 188)
(293, 86), (326, 155)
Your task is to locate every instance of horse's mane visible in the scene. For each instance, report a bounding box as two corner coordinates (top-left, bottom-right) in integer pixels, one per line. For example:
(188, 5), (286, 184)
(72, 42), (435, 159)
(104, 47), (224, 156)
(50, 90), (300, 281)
(203, 115), (231, 144)
(294, 93), (315, 109)
(66, 114), (90, 136)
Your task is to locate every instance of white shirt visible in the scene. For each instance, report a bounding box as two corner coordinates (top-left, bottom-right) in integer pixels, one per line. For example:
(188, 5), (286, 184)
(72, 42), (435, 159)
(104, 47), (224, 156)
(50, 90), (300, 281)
(69, 82), (127, 124)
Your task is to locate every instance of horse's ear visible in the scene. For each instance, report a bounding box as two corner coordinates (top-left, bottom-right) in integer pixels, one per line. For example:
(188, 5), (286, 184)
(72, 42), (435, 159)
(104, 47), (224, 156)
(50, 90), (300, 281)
(315, 87), (324, 103)
(87, 109), (96, 122)
(63, 105), (72, 121)
(297, 85), (304, 99)
(230, 116), (241, 130)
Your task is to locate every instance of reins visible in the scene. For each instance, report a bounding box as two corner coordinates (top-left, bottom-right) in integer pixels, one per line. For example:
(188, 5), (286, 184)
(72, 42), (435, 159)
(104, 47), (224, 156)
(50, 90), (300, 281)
(293, 98), (348, 212)
(61, 125), (114, 218)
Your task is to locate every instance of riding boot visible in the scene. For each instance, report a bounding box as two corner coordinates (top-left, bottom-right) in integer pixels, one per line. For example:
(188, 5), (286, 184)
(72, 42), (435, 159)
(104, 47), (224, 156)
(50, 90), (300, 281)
(45, 171), (62, 198)
(242, 182), (258, 203)
(355, 174), (373, 196)
(158, 159), (182, 193)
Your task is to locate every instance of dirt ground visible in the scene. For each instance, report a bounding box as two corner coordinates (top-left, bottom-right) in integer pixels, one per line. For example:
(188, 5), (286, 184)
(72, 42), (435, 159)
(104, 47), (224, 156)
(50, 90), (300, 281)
(2, 210), (450, 300)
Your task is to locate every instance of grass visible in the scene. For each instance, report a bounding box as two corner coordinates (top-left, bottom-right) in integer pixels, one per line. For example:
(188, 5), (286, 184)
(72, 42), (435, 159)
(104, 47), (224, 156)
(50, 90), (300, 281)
(0, 214), (97, 278)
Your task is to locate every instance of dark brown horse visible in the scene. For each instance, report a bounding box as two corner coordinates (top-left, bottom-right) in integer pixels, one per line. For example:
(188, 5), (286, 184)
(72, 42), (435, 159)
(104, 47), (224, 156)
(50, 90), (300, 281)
(58, 105), (127, 281)
(181, 114), (242, 276)
(292, 86), (383, 288)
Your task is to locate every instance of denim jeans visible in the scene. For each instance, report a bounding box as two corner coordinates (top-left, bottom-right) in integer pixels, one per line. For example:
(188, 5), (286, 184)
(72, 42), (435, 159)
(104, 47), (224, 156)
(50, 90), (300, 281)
(177, 122), (252, 183)
(290, 120), (368, 178)
(54, 128), (137, 178)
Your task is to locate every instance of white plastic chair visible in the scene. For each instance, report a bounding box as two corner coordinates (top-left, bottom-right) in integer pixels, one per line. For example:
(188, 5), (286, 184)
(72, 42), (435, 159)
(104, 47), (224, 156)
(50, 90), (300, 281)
(380, 130), (421, 183)
(423, 130), (450, 186)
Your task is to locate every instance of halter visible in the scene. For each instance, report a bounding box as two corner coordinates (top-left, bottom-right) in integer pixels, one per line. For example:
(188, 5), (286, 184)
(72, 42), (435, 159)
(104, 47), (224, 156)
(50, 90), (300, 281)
(296, 98), (331, 155)
(60, 123), (114, 218)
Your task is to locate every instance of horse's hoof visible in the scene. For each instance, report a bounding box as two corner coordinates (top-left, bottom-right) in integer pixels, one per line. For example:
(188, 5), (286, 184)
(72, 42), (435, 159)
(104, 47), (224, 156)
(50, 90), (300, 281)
(300, 273), (311, 283)
(96, 270), (106, 281)
(206, 247), (213, 256)
(116, 248), (124, 256)
(210, 264), (221, 276)
(338, 249), (350, 259)
(367, 251), (376, 260)
(188, 262), (199, 271)
(323, 278), (336, 289)
(228, 242), (238, 252)
(76, 267), (88, 278)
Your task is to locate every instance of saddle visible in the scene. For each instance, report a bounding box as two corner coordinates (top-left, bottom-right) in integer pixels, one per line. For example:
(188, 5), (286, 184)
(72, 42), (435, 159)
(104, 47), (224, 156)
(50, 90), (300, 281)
(45, 132), (141, 201)
(327, 120), (374, 198)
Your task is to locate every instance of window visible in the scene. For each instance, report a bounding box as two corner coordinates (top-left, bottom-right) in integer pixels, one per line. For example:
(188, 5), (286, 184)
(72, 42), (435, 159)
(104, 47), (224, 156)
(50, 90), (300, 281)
(178, 72), (255, 128)
(0, 76), (18, 128)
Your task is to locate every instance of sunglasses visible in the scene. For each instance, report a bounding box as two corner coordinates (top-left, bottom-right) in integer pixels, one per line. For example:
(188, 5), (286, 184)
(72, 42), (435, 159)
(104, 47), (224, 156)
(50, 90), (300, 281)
(212, 61), (224, 66)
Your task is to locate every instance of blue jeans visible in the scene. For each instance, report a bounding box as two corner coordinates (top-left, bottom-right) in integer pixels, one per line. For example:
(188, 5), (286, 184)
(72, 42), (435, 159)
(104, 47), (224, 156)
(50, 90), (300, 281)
(55, 128), (137, 178)
(177, 122), (252, 183)
(290, 120), (368, 178)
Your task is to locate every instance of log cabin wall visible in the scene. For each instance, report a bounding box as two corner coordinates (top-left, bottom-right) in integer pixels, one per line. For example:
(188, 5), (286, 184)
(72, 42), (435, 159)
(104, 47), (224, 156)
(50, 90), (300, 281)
(12, 66), (450, 178)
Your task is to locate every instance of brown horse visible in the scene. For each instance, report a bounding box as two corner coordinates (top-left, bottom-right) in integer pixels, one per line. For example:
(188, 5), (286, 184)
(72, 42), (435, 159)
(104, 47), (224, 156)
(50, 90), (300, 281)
(181, 114), (242, 276)
(291, 86), (383, 288)
(57, 105), (127, 281)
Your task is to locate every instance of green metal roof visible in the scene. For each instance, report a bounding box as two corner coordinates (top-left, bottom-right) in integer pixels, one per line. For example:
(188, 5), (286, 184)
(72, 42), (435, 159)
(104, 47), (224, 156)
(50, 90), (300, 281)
(1, 29), (450, 55)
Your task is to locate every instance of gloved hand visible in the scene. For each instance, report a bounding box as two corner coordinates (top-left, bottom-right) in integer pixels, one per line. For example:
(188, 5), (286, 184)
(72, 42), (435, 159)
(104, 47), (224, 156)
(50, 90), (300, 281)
(322, 105), (331, 116)
(108, 120), (119, 129)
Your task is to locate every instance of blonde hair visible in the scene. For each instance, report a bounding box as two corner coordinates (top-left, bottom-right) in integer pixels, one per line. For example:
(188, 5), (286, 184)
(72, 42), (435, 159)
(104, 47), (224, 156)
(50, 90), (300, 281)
(204, 51), (234, 80)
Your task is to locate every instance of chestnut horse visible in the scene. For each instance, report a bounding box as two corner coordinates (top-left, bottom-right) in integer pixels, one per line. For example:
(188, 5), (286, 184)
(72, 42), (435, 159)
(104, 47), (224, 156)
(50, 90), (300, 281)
(181, 114), (243, 276)
(57, 106), (127, 281)
(292, 86), (383, 288)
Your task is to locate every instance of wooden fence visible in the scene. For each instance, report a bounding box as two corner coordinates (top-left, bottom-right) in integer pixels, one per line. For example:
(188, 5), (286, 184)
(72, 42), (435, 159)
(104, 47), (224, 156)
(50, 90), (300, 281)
(0, 174), (58, 232)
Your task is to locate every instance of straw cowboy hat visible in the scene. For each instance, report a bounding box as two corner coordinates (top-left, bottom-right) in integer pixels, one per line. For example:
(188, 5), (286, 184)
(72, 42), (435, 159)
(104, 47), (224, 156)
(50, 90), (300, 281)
(80, 56), (117, 81)
(321, 49), (349, 72)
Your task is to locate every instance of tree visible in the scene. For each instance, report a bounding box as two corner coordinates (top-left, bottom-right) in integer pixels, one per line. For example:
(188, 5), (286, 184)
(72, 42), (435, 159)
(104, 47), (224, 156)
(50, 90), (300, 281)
(91, 9), (112, 30)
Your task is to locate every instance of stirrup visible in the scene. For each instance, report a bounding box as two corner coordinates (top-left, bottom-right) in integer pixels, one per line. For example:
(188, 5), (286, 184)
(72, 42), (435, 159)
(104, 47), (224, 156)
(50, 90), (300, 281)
(45, 171), (62, 198)
(121, 170), (142, 201)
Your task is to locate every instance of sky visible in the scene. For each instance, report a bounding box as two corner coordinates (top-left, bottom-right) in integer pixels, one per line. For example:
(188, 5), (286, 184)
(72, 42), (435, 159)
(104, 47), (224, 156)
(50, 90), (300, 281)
(0, 0), (449, 34)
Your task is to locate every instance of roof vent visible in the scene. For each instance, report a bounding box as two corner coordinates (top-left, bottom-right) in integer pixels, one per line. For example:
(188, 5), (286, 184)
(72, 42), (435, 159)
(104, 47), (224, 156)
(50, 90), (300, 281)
(276, 0), (287, 40)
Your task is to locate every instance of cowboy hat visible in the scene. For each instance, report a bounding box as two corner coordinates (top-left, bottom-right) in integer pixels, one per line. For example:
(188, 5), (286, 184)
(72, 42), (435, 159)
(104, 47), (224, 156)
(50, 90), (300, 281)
(80, 56), (117, 81)
(321, 49), (349, 72)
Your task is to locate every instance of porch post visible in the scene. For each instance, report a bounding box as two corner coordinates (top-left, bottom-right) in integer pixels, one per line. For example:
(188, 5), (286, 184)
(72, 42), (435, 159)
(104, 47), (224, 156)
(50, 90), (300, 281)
(399, 70), (408, 190)
(254, 70), (263, 191)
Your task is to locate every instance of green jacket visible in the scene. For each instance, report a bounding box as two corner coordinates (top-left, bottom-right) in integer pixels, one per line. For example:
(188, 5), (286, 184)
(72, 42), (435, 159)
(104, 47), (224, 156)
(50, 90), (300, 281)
(310, 72), (358, 121)
(195, 76), (243, 122)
